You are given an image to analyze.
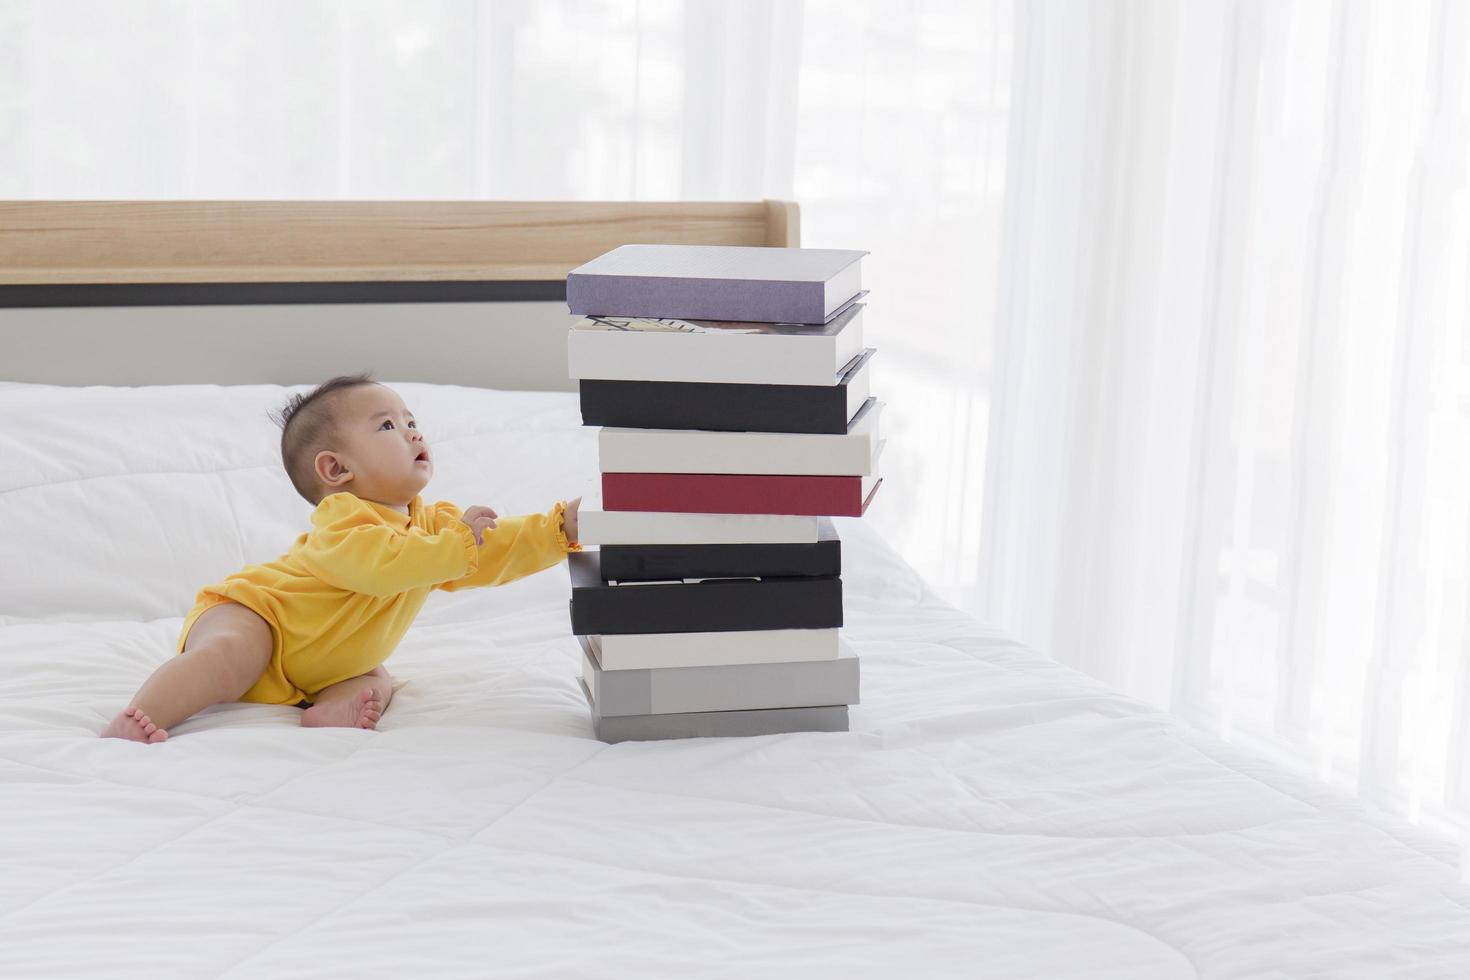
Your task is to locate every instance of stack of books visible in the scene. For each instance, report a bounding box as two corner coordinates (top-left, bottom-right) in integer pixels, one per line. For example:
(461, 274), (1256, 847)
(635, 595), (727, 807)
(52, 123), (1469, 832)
(564, 243), (882, 742)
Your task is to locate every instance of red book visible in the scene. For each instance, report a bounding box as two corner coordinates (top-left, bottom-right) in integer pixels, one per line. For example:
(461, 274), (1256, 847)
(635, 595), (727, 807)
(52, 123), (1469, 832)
(603, 472), (882, 517)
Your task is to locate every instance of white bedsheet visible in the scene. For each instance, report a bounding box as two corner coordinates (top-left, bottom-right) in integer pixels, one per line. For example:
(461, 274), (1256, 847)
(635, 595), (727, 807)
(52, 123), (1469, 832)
(2, 380), (1468, 979)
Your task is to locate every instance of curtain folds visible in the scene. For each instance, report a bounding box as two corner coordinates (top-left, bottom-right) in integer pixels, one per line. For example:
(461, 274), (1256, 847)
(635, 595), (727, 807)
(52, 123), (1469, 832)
(983, 0), (1470, 847)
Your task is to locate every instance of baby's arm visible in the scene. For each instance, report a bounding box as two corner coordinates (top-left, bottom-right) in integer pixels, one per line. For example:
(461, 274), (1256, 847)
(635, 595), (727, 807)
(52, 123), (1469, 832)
(299, 499), (481, 597)
(434, 498), (580, 593)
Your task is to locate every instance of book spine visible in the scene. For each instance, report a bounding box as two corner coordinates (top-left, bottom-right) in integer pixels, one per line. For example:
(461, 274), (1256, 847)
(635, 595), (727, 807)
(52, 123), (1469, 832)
(578, 379), (852, 434)
(567, 273), (826, 323)
(592, 628), (841, 671)
(584, 689), (849, 743)
(597, 538), (842, 581)
(584, 649), (861, 716)
(578, 509), (820, 545)
(602, 472), (873, 517)
(597, 426), (876, 476)
(569, 330), (838, 386)
(569, 575), (844, 635)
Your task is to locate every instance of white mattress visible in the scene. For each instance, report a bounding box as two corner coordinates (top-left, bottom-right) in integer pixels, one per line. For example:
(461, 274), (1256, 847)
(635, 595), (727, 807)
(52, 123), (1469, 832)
(2, 380), (1468, 978)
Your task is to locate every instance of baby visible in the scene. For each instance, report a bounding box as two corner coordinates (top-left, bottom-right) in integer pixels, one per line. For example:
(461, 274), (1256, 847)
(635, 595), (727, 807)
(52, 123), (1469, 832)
(101, 373), (581, 743)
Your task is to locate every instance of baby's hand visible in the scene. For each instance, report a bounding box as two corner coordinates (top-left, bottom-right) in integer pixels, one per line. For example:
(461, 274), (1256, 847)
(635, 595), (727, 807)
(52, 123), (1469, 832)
(563, 496), (581, 544)
(458, 505), (498, 546)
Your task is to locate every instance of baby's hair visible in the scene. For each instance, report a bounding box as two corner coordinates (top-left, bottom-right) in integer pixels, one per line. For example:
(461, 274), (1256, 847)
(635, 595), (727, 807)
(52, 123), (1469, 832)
(269, 371), (379, 505)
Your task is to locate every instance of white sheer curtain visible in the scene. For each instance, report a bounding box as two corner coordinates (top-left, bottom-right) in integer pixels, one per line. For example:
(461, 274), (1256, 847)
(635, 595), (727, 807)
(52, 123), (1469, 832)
(983, 0), (1470, 848)
(8, 0), (1467, 849)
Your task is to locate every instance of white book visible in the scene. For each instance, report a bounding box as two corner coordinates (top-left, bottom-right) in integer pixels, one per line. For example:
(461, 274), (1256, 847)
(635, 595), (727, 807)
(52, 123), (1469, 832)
(840, 349), (874, 423)
(859, 440), (885, 504)
(566, 303), (865, 386)
(587, 629), (841, 671)
(599, 398), (883, 476)
(577, 510), (821, 545)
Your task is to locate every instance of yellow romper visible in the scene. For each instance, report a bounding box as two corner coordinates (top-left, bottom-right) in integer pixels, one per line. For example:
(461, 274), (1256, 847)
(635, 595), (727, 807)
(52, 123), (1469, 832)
(175, 491), (580, 706)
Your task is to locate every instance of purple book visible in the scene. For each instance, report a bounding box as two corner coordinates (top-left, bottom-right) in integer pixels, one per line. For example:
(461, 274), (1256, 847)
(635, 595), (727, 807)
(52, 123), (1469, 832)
(567, 244), (867, 324)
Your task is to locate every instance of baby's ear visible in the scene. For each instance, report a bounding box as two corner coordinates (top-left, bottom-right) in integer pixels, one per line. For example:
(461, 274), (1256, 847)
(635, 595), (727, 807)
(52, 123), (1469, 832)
(314, 449), (350, 488)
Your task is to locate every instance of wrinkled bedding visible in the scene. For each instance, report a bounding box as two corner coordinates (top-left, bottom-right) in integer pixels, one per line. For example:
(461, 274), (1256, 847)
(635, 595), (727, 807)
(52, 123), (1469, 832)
(2, 380), (1468, 978)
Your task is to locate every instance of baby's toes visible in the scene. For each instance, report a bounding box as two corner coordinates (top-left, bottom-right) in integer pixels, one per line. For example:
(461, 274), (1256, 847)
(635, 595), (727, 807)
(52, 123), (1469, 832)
(147, 727), (168, 743)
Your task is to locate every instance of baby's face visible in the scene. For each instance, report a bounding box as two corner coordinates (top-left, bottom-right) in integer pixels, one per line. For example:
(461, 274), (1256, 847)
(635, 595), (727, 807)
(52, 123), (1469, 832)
(322, 384), (432, 507)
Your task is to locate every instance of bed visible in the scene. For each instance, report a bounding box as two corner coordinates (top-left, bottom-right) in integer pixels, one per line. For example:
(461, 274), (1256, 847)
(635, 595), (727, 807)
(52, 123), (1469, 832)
(2, 203), (1469, 977)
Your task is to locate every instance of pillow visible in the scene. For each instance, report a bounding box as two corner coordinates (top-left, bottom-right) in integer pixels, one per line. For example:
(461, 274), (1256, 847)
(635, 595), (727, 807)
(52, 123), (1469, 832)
(0, 382), (599, 623)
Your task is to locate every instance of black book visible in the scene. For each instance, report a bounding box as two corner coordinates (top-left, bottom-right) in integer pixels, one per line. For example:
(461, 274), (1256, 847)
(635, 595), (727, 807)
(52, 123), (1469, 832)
(579, 348), (875, 435)
(567, 551), (843, 635)
(598, 518), (841, 581)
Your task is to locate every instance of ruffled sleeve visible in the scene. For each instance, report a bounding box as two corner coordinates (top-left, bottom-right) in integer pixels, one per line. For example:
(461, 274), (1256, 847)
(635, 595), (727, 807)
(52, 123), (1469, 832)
(549, 499), (583, 554)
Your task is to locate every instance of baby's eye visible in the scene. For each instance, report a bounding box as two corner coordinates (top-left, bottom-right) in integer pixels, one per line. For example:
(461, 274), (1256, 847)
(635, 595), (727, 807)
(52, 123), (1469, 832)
(408, 420), (417, 429)
(380, 419), (394, 430)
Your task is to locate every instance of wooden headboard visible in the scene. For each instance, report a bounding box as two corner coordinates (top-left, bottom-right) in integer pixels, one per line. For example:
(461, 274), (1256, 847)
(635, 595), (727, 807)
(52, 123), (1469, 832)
(0, 200), (800, 390)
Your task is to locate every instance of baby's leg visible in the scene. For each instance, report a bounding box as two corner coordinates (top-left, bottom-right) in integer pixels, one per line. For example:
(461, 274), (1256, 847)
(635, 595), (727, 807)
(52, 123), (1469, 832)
(301, 665), (393, 731)
(101, 602), (273, 742)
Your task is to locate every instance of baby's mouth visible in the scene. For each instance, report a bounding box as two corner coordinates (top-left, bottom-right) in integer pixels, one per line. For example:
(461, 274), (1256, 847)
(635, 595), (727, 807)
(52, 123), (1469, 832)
(414, 450), (430, 464)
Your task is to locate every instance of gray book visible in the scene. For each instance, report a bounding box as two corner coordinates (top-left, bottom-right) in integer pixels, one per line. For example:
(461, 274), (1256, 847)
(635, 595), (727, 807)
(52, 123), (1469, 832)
(566, 244), (867, 324)
(578, 635), (860, 716)
(578, 676), (849, 742)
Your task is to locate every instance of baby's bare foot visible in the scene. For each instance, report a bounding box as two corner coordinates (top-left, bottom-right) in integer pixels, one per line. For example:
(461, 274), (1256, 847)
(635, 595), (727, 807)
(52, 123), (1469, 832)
(300, 688), (383, 731)
(100, 707), (169, 743)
